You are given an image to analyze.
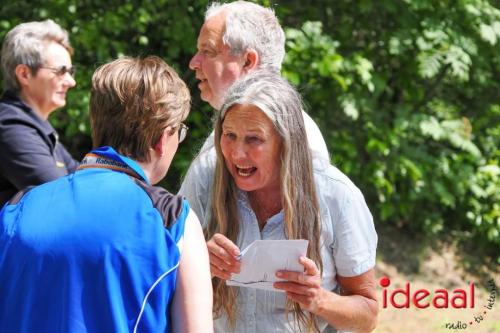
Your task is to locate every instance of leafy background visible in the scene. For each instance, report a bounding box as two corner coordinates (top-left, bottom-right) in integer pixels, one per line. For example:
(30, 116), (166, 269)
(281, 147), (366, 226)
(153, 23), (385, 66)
(1, 0), (498, 263)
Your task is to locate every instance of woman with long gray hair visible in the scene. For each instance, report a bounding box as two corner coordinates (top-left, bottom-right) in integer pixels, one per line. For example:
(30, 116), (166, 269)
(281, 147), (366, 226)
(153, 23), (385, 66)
(204, 71), (378, 332)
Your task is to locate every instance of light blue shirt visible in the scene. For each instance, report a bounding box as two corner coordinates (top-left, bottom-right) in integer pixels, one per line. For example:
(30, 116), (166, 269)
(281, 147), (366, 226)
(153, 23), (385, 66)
(180, 155), (377, 332)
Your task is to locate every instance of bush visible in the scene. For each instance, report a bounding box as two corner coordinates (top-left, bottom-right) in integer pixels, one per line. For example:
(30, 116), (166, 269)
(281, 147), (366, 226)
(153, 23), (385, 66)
(280, 0), (499, 260)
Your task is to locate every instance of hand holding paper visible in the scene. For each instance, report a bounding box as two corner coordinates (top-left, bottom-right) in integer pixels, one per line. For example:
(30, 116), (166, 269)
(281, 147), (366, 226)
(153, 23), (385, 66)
(207, 233), (241, 280)
(226, 239), (308, 291)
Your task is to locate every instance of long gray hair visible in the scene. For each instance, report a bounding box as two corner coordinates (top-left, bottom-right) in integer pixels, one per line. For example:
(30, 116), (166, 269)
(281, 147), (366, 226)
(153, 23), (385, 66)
(207, 71), (322, 332)
(205, 1), (285, 73)
(1, 19), (72, 92)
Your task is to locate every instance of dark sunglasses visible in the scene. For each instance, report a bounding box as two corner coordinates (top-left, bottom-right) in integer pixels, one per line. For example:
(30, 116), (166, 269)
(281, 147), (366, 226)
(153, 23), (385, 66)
(40, 65), (76, 77)
(176, 123), (189, 143)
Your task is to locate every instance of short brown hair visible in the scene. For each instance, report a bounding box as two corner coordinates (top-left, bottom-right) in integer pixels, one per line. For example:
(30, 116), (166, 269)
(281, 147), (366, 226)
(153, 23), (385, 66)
(90, 56), (190, 162)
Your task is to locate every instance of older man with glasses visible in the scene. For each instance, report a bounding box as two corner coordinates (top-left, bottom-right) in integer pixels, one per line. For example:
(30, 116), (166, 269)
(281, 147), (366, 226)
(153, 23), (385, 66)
(0, 19), (78, 207)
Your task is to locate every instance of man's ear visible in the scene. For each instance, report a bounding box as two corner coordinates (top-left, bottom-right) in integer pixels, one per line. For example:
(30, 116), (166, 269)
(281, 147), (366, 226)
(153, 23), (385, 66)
(15, 64), (32, 88)
(242, 49), (259, 73)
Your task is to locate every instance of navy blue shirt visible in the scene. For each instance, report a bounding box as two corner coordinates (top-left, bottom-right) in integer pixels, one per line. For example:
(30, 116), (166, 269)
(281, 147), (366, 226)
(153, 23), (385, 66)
(0, 90), (78, 206)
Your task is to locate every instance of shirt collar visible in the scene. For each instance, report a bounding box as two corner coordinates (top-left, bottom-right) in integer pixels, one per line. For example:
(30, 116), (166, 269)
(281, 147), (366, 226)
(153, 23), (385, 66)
(86, 146), (150, 184)
(237, 189), (253, 213)
(1, 90), (56, 138)
(236, 188), (284, 226)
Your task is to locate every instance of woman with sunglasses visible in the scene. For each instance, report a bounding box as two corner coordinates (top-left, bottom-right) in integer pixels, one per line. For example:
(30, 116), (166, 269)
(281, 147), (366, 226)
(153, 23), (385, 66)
(0, 19), (79, 207)
(0, 56), (213, 332)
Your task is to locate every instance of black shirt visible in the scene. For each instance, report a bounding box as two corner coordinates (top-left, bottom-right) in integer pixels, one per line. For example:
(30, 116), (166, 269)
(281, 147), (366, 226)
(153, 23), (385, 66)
(0, 90), (78, 206)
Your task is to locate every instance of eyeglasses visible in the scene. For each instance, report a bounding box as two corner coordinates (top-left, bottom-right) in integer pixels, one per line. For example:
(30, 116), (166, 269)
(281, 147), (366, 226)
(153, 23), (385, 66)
(176, 123), (189, 143)
(39, 65), (76, 77)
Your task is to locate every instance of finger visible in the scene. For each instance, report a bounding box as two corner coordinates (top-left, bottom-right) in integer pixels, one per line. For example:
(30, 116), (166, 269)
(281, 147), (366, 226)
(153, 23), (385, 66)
(299, 256), (320, 276)
(209, 252), (231, 270)
(210, 263), (231, 280)
(273, 281), (315, 296)
(209, 252), (241, 273)
(285, 291), (313, 306)
(207, 239), (237, 264)
(213, 233), (240, 257)
(275, 271), (319, 287)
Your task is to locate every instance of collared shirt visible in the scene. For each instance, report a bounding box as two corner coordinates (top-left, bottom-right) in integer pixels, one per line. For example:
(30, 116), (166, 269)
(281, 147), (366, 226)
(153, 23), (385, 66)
(0, 146), (188, 333)
(0, 90), (78, 207)
(182, 156), (377, 332)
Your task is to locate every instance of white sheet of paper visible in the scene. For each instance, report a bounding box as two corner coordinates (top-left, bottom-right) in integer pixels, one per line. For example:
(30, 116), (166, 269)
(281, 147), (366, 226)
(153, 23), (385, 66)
(226, 239), (308, 291)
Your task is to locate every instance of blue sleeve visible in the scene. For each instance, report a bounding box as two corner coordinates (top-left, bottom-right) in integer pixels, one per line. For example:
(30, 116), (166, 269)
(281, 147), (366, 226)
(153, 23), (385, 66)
(332, 187), (377, 277)
(316, 162), (377, 278)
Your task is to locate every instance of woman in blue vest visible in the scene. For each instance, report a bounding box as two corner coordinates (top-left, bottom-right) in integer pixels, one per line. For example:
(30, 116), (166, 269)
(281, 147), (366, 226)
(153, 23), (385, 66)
(0, 56), (213, 332)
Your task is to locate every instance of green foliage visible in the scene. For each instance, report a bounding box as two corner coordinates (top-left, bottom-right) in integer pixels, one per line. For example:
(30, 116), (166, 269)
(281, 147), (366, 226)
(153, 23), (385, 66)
(0, 0), (498, 259)
(279, 0), (499, 259)
(0, 0), (213, 189)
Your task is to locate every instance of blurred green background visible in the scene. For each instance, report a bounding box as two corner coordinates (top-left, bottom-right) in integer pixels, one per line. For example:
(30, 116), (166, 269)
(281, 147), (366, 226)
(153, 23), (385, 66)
(1, 0), (498, 261)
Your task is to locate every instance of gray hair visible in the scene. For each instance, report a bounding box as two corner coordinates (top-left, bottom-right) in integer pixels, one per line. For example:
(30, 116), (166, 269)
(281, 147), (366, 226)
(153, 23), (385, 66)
(206, 1), (285, 72)
(1, 19), (72, 92)
(209, 70), (322, 331)
(220, 71), (305, 139)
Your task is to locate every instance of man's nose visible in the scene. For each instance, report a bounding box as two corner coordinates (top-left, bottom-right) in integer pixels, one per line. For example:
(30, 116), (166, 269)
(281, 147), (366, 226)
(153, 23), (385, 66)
(189, 52), (201, 71)
(63, 73), (76, 88)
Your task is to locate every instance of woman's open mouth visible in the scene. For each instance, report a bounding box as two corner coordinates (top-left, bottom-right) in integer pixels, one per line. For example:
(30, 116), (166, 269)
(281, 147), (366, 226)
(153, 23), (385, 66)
(236, 164), (257, 177)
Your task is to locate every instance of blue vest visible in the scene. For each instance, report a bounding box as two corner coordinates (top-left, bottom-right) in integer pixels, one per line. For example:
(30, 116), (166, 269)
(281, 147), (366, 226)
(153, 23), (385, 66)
(0, 146), (188, 333)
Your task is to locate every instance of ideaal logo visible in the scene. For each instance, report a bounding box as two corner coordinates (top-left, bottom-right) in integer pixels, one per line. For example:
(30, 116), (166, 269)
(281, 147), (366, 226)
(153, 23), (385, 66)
(379, 277), (496, 330)
(379, 276), (476, 309)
